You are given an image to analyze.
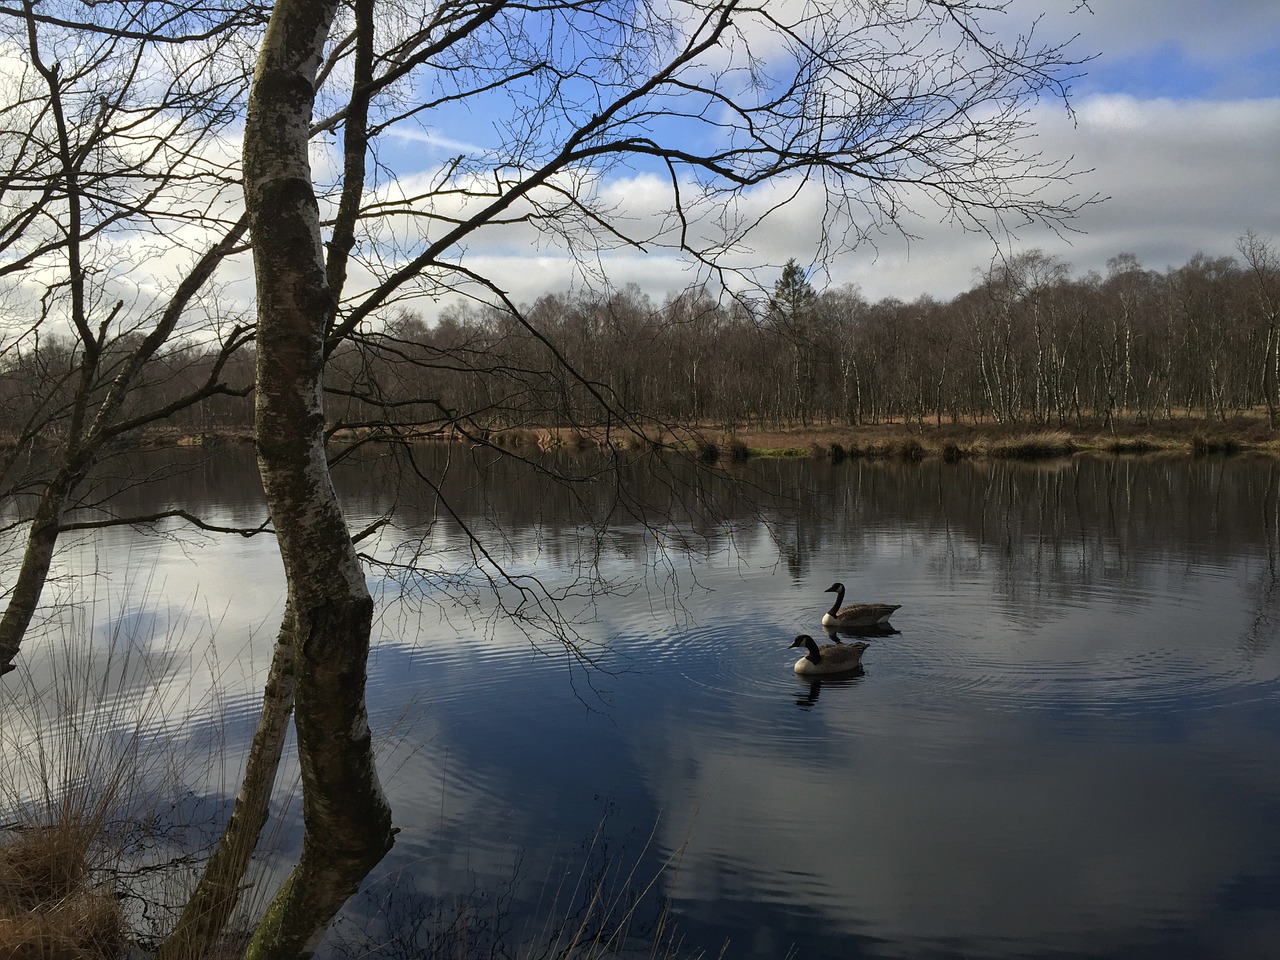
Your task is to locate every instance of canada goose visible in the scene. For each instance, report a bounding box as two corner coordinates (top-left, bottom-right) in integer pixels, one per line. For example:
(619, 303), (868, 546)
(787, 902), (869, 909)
(821, 582), (900, 628)
(790, 634), (870, 676)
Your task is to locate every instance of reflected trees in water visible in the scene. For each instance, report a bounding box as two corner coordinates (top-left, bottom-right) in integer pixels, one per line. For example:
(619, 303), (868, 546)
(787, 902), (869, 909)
(2, 0), (1095, 956)
(221, 0), (1092, 948)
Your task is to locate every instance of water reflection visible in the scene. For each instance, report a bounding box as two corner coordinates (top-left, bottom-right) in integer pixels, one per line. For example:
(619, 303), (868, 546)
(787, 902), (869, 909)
(793, 672), (865, 710)
(3, 448), (1280, 959)
(823, 624), (900, 640)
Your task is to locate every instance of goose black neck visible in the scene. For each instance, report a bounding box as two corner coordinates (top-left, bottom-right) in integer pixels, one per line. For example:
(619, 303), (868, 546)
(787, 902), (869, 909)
(803, 636), (822, 662)
(827, 584), (845, 617)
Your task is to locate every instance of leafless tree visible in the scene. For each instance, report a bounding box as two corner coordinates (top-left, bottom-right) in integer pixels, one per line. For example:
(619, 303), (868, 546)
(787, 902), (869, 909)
(1239, 231), (1280, 428)
(0, 0), (1096, 954)
(0, 0), (261, 676)
(217, 0), (1092, 955)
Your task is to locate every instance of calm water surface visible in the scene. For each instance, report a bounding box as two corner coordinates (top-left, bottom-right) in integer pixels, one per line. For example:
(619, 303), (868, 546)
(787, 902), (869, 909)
(8, 448), (1280, 959)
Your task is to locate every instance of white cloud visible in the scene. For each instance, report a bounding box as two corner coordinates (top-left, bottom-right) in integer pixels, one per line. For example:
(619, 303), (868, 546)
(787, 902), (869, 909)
(447, 90), (1280, 306)
(373, 0), (1280, 312)
(1046, 0), (1280, 60)
(10, 1), (1275, 324)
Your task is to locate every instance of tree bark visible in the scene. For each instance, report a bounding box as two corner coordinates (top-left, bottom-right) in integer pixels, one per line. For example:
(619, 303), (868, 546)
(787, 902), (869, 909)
(0, 466), (80, 675)
(156, 608), (298, 960)
(240, 2), (394, 957)
(0, 216), (246, 678)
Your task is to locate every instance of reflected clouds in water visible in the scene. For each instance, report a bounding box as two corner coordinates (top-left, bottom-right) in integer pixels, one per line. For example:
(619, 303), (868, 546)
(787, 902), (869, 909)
(13, 450), (1280, 960)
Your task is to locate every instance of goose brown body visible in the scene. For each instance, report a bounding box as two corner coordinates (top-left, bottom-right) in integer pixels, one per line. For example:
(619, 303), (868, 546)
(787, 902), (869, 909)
(821, 582), (900, 628)
(789, 634), (869, 676)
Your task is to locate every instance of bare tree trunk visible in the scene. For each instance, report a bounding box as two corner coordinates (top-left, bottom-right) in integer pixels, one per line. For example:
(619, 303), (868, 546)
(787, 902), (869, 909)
(0, 220), (245, 677)
(1270, 325), (1279, 430)
(240, 3), (394, 957)
(0, 467), (80, 675)
(156, 609), (298, 960)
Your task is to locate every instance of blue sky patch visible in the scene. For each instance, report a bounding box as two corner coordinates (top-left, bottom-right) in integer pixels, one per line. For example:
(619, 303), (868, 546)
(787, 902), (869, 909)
(1078, 40), (1280, 101)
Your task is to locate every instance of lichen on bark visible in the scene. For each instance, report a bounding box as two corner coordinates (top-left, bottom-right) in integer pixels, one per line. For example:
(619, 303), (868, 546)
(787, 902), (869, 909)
(235, 0), (395, 956)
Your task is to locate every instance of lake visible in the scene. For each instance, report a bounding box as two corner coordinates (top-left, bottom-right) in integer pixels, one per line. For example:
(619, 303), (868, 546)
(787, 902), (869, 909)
(5, 446), (1280, 959)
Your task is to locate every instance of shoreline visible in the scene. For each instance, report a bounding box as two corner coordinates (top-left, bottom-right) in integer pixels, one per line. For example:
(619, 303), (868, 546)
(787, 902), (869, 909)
(422, 414), (1279, 461)
(51, 413), (1280, 461)
(685, 417), (1276, 461)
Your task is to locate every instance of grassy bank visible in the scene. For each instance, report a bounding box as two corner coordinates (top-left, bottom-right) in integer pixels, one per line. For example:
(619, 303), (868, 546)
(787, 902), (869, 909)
(479, 413), (1278, 462)
(695, 416), (1276, 462)
(93, 412), (1280, 461)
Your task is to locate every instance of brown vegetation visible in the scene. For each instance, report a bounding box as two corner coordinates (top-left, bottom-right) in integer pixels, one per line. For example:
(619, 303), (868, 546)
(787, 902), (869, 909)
(469, 413), (1277, 462)
(90, 411), (1280, 462)
(9, 245), (1280, 469)
(0, 823), (127, 960)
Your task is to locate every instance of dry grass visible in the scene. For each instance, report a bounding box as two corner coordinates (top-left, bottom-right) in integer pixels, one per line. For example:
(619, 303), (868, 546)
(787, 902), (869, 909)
(1, 824), (93, 909)
(0, 589), (268, 960)
(979, 430), (1079, 459)
(184, 414), (1273, 465)
(688, 414), (1280, 461)
(0, 823), (128, 960)
(1093, 434), (1178, 454)
(110, 409), (1280, 461)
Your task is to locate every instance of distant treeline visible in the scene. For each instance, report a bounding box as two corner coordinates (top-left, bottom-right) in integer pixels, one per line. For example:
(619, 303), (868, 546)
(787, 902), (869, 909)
(4, 243), (1278, 443)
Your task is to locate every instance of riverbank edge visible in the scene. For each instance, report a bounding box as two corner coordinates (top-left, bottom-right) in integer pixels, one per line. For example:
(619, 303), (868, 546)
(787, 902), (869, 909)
(123, 415), (1280, 461)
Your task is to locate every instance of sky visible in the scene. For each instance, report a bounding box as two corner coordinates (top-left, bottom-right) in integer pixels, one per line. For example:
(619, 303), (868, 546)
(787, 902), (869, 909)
(6, 1), (1277, 326)
(385, 0), (1280, 310)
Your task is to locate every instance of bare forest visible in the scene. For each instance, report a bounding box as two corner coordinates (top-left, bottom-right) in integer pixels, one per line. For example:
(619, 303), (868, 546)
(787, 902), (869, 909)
(4, 244), (1278, 449)
(4, 0), (1266, 957)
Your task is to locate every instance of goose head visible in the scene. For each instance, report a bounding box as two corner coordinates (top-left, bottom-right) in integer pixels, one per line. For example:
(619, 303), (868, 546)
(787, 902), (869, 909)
(789, 634), (821, 659)
(822, 582), (848, 619)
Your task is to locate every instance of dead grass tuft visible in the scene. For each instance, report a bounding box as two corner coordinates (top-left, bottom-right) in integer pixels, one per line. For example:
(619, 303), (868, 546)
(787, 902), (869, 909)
(982, 430), (1078, 459)
(0, 825), (93, 909)
(1099, 434), (1172, 454)
(0, 823), (128, 960)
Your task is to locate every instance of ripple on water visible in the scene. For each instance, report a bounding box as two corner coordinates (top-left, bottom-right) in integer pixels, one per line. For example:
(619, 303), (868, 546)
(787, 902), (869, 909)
(631, 624), (813, 694)
(883, 612), (1269, 725)
(370, 581), (1276, 756)
(368, 632), (539, 713)
(607, 624), (890, 751)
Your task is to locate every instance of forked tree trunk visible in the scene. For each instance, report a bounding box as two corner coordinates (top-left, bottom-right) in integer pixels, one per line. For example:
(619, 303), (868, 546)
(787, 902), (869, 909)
(238, 3), (394, 957)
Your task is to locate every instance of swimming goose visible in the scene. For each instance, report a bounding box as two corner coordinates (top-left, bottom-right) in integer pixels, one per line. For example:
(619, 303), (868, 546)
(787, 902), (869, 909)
(821, 582), (900, 628)
(790, 634), (870, 676)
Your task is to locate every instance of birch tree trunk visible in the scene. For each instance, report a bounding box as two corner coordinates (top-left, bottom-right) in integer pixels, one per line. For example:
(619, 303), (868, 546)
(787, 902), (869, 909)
(239, 3), (394, 957)
(156, 609), (298, 960)
(0, 467), (81, 675)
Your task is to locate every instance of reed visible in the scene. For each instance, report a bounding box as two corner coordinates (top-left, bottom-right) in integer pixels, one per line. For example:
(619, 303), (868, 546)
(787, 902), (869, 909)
(898, 440), (926, 461)
(845, 440), (896, 459)
(982, 430), (1078, 459)
(329, 817), (720, 960)
(1190, 433), (1241, 456)
(0, 587), (279, 960)
(1100, 434), (1170, 454)
(0, 619), (149, 959)
(810, 441), (847, 463)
